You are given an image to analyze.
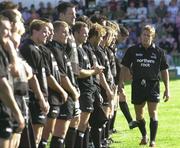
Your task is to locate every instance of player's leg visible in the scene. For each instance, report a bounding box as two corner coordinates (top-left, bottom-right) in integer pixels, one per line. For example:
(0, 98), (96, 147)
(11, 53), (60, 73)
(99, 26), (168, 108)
(147, 102), (158, 147)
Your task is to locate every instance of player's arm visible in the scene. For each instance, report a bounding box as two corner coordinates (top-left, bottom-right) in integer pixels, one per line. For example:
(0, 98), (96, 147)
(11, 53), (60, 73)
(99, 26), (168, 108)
(99, 72), (114, 101)
(28, 75), (49, 114)
(61, 75), (79, 101)
(47, 75), (68, 102)
(4, 39), (20, 77)
(0, 77), (24, 132)
(161, 69), (170, 102)
(78, 66), (104, 78)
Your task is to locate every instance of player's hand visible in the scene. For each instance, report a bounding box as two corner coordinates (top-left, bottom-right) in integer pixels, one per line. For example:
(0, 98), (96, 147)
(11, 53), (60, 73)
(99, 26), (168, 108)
(39, 99), (50, 114)
(14, 112), (25, 133)
(163, 89), (170, 102)
(61, 90), (68, 103)
(107, 90), (114, 101)
(94, 65), (105, 74)
(109, 99), (115, 118)
(72, 88), (80, 101)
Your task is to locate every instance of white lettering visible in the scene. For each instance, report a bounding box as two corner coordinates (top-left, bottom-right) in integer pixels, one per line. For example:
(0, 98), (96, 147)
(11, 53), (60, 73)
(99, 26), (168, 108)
(141, 63), (150, 67)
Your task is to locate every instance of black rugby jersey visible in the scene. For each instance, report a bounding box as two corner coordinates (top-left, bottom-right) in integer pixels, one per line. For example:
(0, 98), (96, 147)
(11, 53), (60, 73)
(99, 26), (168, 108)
(96, 46), (113, 85)
(66, 30), (79, 75)
(41, 43), (62, 105)
(121, 43), (169, 80)
(77, 46), (95, 93)
(49, 40), (76, 87)
(20, 39), (49, 99)
(83, 42), (100, 85)
(106, 47), (116, 81)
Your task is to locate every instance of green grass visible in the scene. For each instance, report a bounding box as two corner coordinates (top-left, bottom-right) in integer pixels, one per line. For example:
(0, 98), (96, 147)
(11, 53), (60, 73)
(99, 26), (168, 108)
(110, 79), (180, 148)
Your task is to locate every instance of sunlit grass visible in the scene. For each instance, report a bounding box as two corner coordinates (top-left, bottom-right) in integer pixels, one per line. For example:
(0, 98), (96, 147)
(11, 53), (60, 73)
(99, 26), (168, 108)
(110, 79), (180, 148)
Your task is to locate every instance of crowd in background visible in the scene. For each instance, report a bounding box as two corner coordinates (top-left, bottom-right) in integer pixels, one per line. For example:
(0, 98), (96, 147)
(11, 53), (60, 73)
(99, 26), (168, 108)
(12, 0), (180, 67)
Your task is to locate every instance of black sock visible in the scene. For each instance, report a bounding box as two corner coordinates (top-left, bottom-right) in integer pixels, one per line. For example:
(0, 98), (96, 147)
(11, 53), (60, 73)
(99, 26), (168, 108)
(102, 123), (106, 141)
(90, 127), (102, 148)
(38, 139), (47, 148)
(83, 128), (90, 148)
(119, 102), (133, 123)
(65, 127), (77, 148)
(75, 130), (85, 148)
(109, 111), (117, 131)
(50, 136), (64, 148)
(105, 120), (110, 139)
(150, 118), (158, 142)
(137, 119), (147, 137)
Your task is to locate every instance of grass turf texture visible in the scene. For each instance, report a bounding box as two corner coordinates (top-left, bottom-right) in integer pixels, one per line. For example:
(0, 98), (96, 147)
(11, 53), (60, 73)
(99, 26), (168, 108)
(110, 78), (180, 148)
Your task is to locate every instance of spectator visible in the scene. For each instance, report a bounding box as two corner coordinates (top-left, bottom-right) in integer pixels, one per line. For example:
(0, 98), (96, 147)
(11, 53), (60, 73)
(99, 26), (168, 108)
(155, 0), (167, 19)
(159, 35), (175, 66)
(29, 8), (39, 23)
(37, 1), (47, 18)
(167, 0), (179, 23)
(46, 2), (53, 19)
(137, 1), (147, 20)
(147, 0), (157, 22)
(108, 0), (118, 12)
(175, 10), (180, 29)
(21, 7), (31, 23)
(155, 17), (166, 38)
(112, 3), (126, 21)
(126, 1), (137, 19)
(163, 16), (176, 36)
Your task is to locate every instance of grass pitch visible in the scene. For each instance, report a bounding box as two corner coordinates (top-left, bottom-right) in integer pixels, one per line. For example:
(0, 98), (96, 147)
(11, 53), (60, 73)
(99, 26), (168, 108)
(110, 79), (180, 148)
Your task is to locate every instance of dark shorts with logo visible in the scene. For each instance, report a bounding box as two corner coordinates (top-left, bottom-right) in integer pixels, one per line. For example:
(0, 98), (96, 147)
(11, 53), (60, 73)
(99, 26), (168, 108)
(131, 79), (160, 105)
(79, 92), (94, 113)
(29, 100), (47, 125)
(47, 105), (60, 119)
(29, 92), (47, 125)
(13, 96), (29, 133)
(0, 102), (13, 139)
(47, 92), (62, 119)
(57, 96), (74, 120)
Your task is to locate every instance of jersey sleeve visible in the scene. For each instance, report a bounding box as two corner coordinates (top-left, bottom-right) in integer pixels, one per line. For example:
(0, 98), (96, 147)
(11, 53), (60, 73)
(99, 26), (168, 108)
(77, 48), (84, 69)
(121, 47), (133, 68)
(52, 47), (67, 76)
(0, 52), (7, 78)
(41, 46), (51, 76)
(160, 49), (169, 71)
(20, 44), (39, 74)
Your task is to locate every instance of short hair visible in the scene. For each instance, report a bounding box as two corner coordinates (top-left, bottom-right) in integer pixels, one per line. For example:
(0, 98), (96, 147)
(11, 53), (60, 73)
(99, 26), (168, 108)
(76, 15), (92, 28)
(88, 23), (106, 39)
(40, 18), (51, 23)
(0, 14), (9, 25)
(56, 2), (75, 14)
(142, 25), (155, 38)
(0, 9), (17, 23)
(0, 9), (25, 35)
(53, 20), (69, 32)
(0, 1), (18, 12)
(72, 21), (88, 33)
(90, 15), (107, 25)
(29, 19), (46, 35)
